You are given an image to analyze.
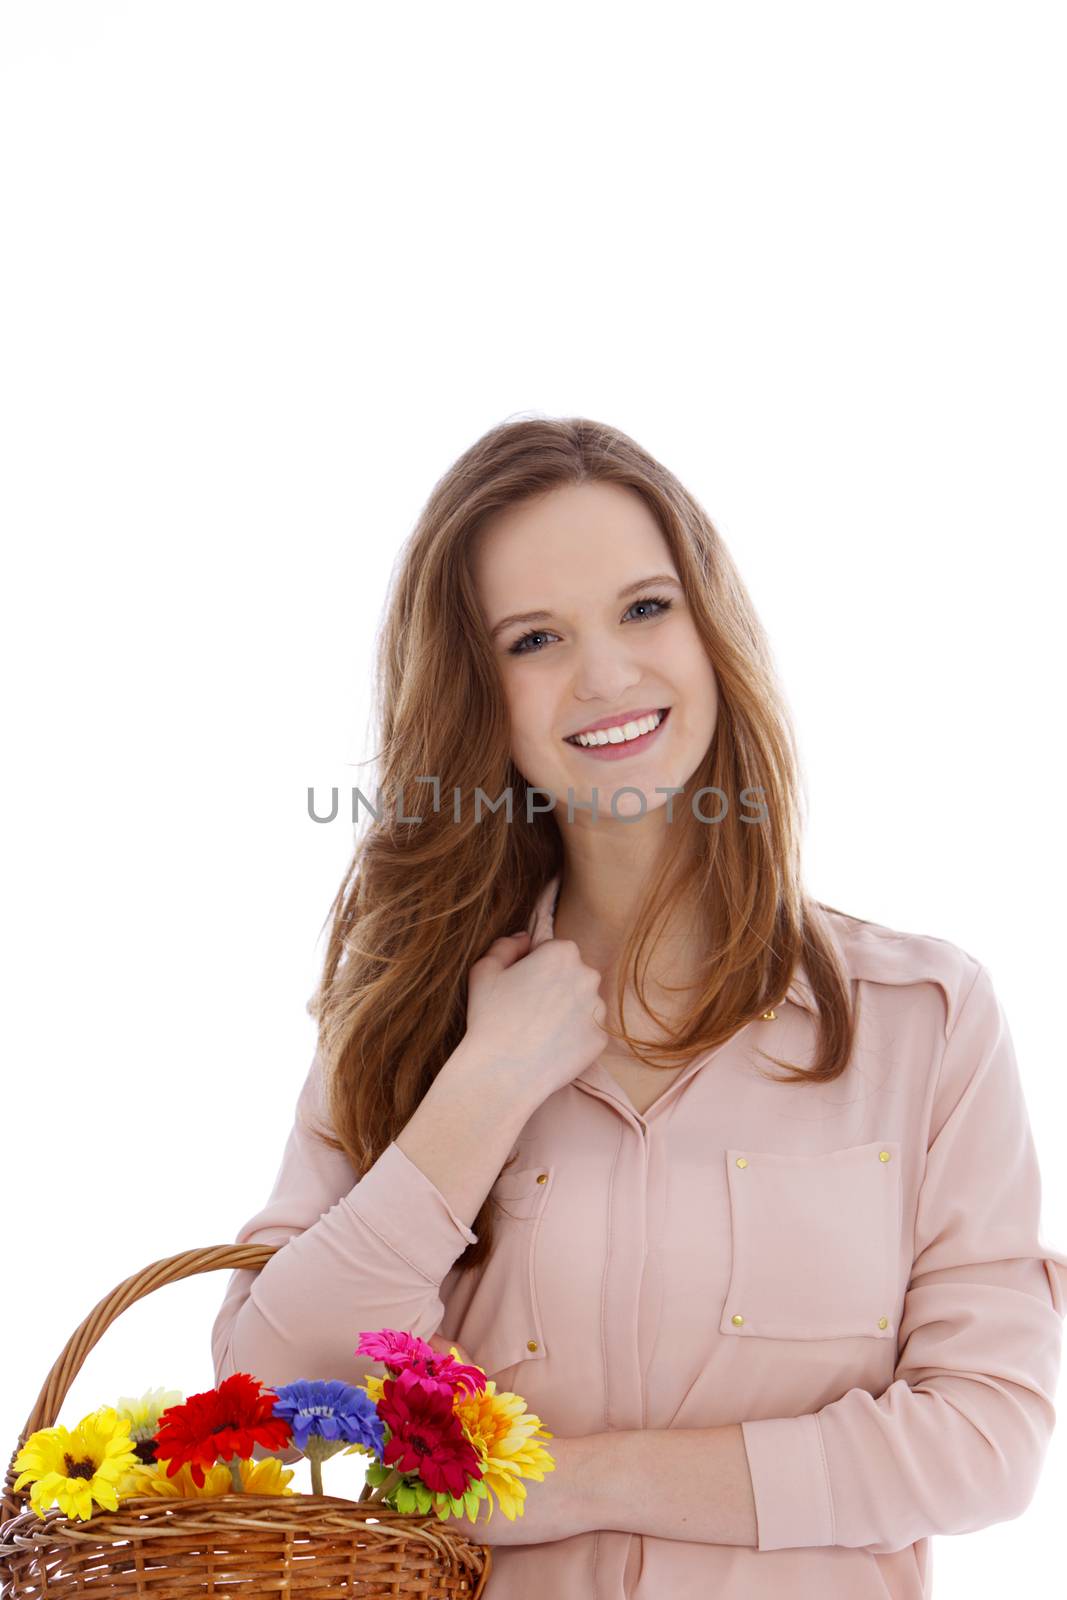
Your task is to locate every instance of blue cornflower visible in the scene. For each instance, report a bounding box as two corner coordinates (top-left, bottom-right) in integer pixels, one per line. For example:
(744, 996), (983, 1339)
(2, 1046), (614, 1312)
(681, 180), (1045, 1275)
(271, 1379), (385, 1496)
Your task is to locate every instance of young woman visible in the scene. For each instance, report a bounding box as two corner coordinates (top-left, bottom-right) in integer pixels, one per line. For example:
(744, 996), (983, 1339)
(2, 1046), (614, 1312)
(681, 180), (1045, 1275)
(212, 416), (1067, 1598)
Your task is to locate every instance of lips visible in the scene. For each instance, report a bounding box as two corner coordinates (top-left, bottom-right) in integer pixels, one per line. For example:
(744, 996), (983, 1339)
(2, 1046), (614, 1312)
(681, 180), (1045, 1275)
(562, 706), (671, 759)
(563, 705), (668, 740)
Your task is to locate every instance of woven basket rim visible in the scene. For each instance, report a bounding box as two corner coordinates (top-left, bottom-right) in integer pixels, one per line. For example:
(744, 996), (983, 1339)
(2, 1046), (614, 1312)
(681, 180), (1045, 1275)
(0, 1491), (494, 1594)
(0, 1491), (491, 1544)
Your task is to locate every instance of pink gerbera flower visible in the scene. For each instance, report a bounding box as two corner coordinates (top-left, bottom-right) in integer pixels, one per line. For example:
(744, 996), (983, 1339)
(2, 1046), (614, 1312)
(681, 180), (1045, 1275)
(355, 1328), (486, 1398)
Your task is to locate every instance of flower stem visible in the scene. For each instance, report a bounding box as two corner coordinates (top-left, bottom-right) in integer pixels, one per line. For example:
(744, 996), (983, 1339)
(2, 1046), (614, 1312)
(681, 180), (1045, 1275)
(310, 1456), (324, 1497)
(369, 1467), (404, 1503)
(227, 1455), (243, 1493)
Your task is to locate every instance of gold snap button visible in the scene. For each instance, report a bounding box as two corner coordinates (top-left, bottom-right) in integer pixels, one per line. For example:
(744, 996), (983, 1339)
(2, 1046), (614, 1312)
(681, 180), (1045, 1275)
(878, 1317), (889, 1330)
(761, 1009), (776, 1020)
(878, 1150), (891, 1162)
(731, 1314), (744, 1326)
(735, 1157), (748, 1168)
(526, 1339), (539, 1352)
(536, 1173), (547, 1183)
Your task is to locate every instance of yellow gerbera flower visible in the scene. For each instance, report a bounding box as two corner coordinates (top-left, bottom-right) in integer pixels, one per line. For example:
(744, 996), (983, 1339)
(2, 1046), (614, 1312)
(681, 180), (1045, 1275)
(111, 1386), (187, 1497)
(13, 1406), (140, 1522)
(113, 1386), (184, 1442)
(449, 1380), (555, 1523)
(129, 1455), (296, 1498)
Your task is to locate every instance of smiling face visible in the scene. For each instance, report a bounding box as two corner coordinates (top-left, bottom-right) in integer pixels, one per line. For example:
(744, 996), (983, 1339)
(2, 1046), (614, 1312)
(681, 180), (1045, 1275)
(472, 481), (719, 820)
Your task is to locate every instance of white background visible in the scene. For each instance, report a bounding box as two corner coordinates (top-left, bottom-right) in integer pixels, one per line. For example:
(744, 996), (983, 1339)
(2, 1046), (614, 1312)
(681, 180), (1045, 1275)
(2, 1), (1064, 1588)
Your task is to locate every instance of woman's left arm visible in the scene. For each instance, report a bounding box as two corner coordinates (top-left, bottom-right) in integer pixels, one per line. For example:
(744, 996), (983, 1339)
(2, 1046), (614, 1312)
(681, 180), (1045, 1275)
(738, 963), (1067, 1556)
(444, 1425), (758, 1547)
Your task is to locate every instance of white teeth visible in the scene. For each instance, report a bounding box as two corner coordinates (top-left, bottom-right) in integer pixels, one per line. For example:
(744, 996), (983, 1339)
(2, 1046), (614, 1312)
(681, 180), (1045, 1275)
(569, 709), (664, 748)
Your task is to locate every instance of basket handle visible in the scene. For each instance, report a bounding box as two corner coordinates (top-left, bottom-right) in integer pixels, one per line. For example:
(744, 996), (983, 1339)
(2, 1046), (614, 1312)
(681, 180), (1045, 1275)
(2, 1242), (279, 1523)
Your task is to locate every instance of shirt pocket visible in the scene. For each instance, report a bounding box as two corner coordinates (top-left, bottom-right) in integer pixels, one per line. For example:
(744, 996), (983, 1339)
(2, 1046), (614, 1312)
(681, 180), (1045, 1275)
(454, 1163), (554, 1382)
(719, 1139), (903, 1341)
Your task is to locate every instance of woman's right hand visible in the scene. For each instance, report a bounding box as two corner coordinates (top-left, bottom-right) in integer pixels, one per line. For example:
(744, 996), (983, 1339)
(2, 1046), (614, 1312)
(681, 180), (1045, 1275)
(462, 930), (609, 1107)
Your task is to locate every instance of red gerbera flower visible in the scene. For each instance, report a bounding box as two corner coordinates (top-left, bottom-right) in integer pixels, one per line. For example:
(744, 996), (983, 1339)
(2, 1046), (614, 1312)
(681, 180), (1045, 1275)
(377, 1367), (483, 1499)
(152, 1372), (292, 1488)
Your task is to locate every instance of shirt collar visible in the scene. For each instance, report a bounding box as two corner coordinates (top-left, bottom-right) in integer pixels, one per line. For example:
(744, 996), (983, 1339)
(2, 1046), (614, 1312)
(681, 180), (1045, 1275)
(782, 962), (817, 1014)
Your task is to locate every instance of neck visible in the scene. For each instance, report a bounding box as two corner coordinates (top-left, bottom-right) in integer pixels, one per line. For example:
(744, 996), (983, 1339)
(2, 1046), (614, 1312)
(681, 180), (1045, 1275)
(551, 851), (704, 981)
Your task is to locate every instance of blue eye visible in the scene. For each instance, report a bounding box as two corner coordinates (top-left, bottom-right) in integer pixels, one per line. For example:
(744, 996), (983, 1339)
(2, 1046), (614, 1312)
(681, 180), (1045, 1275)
(507, 594), (674, 657)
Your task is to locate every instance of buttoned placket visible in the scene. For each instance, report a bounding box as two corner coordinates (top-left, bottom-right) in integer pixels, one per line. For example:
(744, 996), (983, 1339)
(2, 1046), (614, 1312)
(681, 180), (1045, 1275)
(571, 1027), (775, 1427)
(524, 873), (815, 1595)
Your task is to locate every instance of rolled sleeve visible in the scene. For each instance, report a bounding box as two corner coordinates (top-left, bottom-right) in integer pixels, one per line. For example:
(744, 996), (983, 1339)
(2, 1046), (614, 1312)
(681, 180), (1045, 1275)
(741, 1413), (834, 1550)
(212, 1051), (480, 1402)
(342, 1139), (478, 1284)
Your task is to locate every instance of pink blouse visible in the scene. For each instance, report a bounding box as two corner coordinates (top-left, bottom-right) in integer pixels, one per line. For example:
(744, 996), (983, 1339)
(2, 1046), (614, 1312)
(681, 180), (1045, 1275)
(212, 873), (1067, 1597)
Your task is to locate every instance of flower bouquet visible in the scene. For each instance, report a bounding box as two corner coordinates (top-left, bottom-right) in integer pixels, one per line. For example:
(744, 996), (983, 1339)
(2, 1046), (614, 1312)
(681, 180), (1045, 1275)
(0, 1242), (548, 1598)
(9, 1328), (555, 1528)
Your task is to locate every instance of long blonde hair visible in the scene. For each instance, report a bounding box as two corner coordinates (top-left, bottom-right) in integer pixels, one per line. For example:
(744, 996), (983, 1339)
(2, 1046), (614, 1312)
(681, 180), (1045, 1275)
(307, 416), (855, 1272)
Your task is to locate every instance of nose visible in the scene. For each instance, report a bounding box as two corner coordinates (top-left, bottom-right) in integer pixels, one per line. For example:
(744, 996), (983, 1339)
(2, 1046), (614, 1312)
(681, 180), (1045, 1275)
(570, 637), (644, 706)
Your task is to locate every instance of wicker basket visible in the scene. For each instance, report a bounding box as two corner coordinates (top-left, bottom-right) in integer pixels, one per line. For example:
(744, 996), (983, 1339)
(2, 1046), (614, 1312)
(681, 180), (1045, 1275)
(0, 1243), (493, 1597)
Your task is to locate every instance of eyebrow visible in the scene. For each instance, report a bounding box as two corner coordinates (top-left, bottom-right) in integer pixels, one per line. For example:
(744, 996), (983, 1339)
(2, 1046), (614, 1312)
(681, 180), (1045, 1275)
(490, 573), (683, 639)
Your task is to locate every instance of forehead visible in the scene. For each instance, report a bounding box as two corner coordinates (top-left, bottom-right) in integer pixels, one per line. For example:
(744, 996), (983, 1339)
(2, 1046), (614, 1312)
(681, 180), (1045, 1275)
(471, 482), (670, 603)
